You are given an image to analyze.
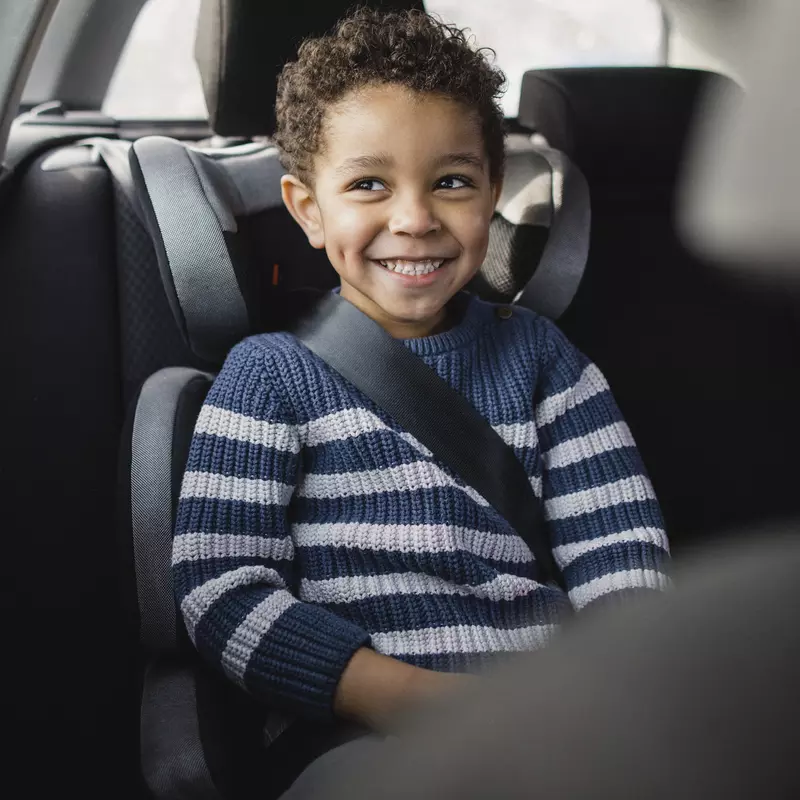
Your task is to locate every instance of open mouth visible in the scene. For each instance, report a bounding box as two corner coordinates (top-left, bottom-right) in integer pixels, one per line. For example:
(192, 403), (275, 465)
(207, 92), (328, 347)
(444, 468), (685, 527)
(375, 258), (448, 276)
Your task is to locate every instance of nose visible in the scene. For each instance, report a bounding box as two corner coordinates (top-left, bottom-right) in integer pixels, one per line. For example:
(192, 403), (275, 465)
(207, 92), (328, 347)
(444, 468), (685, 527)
(387, 191), (441, 237)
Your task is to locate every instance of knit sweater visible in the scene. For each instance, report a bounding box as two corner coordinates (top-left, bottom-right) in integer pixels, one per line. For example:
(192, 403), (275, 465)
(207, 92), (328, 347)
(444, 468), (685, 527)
(173, 294), (670, 720)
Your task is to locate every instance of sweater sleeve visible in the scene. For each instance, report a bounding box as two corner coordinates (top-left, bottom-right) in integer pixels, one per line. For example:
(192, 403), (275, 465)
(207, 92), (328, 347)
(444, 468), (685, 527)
(172, 338), (371, 719)
(534, 321), (671, 611)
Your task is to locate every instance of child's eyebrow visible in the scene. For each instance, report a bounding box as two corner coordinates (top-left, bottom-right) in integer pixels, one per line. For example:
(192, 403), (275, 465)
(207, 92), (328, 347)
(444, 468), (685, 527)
(334, 151), (485, 176)
(433, 152), (485, 172)
(335, 153), (393, 175)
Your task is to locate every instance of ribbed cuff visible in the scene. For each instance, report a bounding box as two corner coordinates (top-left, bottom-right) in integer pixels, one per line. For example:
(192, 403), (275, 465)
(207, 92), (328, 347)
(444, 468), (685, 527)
(246, 602), (372, 720)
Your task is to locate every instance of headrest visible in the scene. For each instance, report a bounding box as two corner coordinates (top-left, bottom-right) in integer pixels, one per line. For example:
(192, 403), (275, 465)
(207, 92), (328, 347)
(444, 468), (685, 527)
(518, 67), (737, 182)
(194, 0), (425, 136)
(130, 137), (283, 363)
(475, 135), (590, 317)
(130, 134), (590, 365)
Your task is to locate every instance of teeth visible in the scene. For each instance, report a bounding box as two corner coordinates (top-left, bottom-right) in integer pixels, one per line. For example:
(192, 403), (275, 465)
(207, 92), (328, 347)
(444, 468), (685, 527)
(378, 259), (444, 275)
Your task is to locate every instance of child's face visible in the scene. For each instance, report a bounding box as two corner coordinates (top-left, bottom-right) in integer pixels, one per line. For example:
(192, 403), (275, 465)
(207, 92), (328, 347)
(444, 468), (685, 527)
(281, 84), (501, 337)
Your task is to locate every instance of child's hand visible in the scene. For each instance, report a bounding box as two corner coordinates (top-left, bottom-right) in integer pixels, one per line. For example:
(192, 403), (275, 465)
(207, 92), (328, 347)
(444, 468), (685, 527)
(334, 648), (477, 732)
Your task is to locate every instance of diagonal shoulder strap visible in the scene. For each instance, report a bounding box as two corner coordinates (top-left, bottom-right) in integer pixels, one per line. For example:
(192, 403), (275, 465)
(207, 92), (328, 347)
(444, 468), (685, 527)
(295, 293), (563, 589)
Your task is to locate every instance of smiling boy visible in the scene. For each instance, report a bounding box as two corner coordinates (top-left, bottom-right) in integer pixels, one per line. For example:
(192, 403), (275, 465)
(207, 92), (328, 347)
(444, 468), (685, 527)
(279, 84), (500, 339)
(172, 5), (670, 779)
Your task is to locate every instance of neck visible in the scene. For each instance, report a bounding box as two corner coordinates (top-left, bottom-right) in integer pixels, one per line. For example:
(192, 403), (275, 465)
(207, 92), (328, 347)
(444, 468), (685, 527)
(339, 286), (451, 339)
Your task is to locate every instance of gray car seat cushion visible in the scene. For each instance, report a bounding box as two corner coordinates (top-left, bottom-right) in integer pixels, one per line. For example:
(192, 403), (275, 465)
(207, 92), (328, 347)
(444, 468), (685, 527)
(131, 366), (214, 653)
(141, 659), (224, 800)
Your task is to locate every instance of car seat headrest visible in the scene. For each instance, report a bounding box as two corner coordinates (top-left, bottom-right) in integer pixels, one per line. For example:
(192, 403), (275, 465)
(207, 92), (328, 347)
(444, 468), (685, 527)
(475, 135), (590, 316)
(130, 134), (590, 366)
(130, 137), (282, 363)
(518, 67), (738, 183)
(194, 0), (425, 136)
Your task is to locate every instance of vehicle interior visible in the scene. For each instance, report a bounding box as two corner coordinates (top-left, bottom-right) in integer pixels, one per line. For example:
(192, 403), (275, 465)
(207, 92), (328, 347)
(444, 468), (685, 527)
(1, 0), (797, 797)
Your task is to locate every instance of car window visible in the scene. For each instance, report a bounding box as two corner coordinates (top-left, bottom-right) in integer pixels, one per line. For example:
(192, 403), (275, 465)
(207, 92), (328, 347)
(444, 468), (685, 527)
(103, 0), (207, 120)
(427, 0), (666, 116)
(104, 0), (664, 120)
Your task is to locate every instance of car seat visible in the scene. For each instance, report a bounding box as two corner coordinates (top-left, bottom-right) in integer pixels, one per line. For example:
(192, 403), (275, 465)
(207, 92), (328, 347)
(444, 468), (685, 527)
(121, 119), (591, 800)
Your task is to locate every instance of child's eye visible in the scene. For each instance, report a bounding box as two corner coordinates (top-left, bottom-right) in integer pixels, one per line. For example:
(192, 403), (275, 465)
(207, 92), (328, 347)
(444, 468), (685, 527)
(436, 175), (474, 190)
(350, 178), (387, 192)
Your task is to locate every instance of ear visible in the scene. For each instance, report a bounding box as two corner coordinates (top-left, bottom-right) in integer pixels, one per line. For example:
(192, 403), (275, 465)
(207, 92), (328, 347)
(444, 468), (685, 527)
(280, 174), (325, 249)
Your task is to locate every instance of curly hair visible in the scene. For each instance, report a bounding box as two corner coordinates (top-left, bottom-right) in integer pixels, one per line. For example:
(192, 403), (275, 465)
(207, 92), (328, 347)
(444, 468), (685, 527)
(274, 7), (507, 186)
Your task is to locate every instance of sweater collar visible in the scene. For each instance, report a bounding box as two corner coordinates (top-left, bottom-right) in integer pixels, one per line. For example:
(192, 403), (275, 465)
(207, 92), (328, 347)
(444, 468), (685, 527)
(400, 292), (495, 357)
(329, 287), (495, 356)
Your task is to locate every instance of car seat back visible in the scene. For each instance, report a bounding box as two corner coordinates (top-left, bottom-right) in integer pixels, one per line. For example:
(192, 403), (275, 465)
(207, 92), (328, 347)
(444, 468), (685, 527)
(519, 67), (800, 548)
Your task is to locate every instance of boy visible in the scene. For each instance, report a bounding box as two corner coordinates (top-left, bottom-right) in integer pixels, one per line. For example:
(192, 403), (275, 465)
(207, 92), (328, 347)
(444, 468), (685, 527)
(173, 4), (669, 779)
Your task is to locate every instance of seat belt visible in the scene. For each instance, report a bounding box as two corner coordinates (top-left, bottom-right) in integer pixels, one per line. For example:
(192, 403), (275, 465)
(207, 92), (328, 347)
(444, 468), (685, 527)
(514, 139), (591, 319)
(295, 293), (565, 590)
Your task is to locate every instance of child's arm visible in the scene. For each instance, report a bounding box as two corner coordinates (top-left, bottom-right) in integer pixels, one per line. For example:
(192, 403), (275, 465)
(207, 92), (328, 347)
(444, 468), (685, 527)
(534, 321), (671, 610)
(334, 648), (476, 731)
(172, 338), (374, 720)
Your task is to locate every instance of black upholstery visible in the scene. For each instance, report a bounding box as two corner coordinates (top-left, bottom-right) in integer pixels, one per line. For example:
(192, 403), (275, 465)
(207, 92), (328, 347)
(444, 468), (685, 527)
(520, 67), (800, 549)
(239, 204), (338, 332)
(0, 148), (140, 796)
(0, 134), (206, 800)
(518, 67), (730, 183)
(195, 0), (425, 136)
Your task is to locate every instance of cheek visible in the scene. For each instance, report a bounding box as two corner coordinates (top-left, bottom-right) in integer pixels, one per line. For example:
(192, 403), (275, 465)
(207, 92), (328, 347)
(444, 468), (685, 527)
(327, 205), (380, 255)
(454, 206), (494, 254)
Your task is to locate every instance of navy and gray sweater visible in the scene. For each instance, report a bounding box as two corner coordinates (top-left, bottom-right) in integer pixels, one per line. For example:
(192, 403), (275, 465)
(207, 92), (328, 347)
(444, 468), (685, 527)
(173, 295), (670, 720)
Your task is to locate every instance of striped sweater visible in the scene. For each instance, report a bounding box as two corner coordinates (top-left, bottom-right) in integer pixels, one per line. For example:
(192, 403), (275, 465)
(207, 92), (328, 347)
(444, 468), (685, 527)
(173, 294), (669, 720)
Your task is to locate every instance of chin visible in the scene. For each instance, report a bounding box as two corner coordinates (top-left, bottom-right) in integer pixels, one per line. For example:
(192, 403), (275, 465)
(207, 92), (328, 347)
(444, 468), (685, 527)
(382, 295), (448, 321)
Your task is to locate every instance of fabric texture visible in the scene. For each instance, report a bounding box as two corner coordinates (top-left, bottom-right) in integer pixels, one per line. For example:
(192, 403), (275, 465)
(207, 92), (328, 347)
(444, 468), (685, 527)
(112, 175), (203, 403)
(470, 214), (548, 303)
(172, 294), (669, 721)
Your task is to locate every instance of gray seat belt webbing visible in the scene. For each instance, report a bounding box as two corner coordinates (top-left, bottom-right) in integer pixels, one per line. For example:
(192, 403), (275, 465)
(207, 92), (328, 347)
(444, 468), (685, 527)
(516, 141), (591, 318)
(132, 136), (250, 364)
(296, 294), (564, 589)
